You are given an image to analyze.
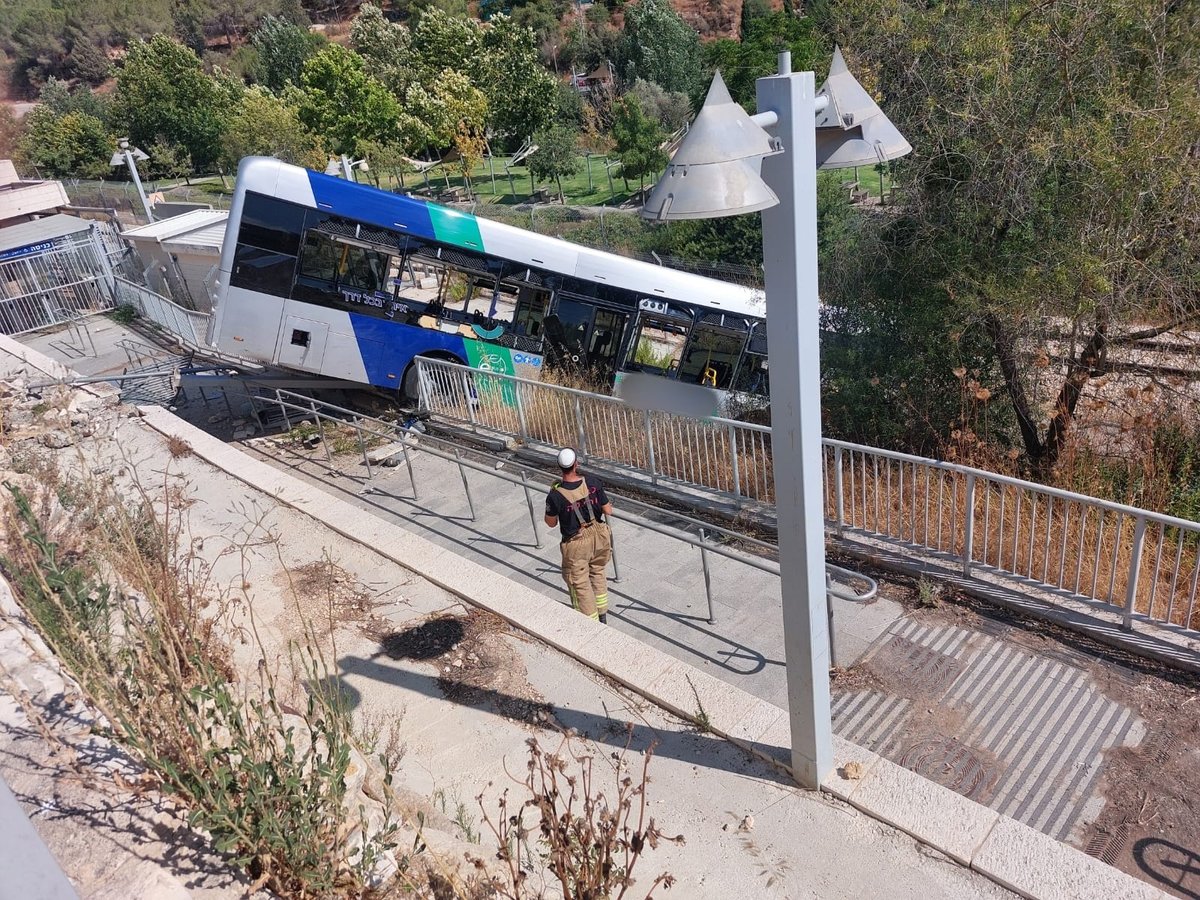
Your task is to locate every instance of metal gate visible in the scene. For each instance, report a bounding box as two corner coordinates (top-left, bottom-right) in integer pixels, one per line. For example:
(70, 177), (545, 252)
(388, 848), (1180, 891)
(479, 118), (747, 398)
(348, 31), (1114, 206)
(0, 224), (118, 336)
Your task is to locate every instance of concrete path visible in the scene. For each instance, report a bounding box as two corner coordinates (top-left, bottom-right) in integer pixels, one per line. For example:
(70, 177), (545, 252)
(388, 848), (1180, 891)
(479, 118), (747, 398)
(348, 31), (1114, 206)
(237, 422), (1145, 854)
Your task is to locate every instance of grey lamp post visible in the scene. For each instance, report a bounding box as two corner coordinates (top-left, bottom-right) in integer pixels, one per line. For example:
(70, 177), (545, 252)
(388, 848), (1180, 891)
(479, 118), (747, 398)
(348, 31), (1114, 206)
(325, 155), (370, 181)
(640, 48), (910, 788)
(110, 138), (153, 223)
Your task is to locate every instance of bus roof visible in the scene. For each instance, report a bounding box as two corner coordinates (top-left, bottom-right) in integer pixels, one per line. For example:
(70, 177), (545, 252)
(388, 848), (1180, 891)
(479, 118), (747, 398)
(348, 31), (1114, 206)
(235, 157), (766, 321)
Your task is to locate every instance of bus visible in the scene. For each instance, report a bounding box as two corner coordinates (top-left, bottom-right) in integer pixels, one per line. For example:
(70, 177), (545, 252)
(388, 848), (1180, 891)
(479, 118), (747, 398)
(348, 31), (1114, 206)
(209, 157), (770, 402)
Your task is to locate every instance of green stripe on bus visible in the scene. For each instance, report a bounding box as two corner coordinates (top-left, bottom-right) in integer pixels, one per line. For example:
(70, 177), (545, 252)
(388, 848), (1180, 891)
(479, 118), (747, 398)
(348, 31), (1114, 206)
(428, 205), (484, 251)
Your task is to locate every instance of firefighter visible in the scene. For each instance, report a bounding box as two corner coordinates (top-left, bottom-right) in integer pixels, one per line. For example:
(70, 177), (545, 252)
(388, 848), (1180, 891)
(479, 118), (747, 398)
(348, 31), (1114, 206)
(544, 447), (613, 623)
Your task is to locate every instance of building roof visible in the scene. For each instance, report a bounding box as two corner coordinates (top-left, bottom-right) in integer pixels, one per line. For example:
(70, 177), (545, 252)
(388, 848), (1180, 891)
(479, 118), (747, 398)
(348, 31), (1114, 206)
(121, 208), (228, 243)
(161, 216), (227, 254)
(0, 214), (91, 255)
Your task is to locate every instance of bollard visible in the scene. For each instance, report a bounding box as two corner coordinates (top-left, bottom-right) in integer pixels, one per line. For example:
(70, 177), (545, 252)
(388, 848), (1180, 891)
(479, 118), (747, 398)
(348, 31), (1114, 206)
(520, 470), (543, 549)
(826, 572), (838, 668)
(454, 449), (476, 521)
(699, 528), (714, 624)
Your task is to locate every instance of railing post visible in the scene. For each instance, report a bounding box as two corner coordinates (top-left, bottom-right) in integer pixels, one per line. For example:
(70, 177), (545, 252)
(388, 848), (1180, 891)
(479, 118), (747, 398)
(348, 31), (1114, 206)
(574, 397), (587, 455)
(826, 572), (838, 669)
(608, 520), (621, 583)
(312, 402), (333, 466)
(401, 439), (419, 500)
(1123, 515), (1147, 631)
(460, 370), (477, 426)
(454, 449), (476, 521)
(699, 528), (714, 624)
(834, 446), (845, 537)
(417, 359), (431, 411)
(643, 409), (657, 483)
(357, 417), (372, 480)
(728, 424), (742, 501)
(520, 470), (542, 549)
(515, 381), (529, 441)
(962, 474), (977, 577)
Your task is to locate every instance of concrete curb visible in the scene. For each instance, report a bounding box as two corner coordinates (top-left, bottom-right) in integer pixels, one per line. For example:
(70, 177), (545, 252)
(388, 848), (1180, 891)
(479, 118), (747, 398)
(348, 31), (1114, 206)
(136, 403), (1169, 900)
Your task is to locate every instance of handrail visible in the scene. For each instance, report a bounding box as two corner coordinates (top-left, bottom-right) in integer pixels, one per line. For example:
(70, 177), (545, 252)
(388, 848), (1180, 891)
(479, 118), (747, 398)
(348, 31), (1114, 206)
(824, 437), (1200, 534)
(247, 385), (878, 628)
(413, 355), (1200, 639)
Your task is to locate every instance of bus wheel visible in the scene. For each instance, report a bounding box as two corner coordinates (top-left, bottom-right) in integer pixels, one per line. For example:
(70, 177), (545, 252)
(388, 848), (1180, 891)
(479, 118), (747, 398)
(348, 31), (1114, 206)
(402, 354), (462, 405)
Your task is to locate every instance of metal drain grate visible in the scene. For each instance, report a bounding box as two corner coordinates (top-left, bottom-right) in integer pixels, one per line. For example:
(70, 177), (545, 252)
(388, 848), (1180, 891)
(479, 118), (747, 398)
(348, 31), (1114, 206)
(868, 635), (963, 695)
(1140, 730), (1178, 765)
(900, 738), (994, 802)
(1085, 823), (1131, 865)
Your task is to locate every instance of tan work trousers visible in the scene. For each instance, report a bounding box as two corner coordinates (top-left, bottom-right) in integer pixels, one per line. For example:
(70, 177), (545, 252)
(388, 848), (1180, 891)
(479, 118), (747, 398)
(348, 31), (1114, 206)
(560, 523), (611, 620)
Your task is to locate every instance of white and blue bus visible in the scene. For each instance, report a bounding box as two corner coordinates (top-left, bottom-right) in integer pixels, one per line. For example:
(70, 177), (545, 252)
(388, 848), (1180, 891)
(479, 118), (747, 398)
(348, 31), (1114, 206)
(210, 157), (770, 400)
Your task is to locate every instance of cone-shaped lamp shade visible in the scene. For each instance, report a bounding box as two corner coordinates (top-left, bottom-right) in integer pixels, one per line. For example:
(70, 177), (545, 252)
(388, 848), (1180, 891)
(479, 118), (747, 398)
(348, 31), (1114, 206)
(672, 71), (778, 166)
(641, 156), (779, 220)
(815, 46), (912, 170)
(641, 70), (780, 220)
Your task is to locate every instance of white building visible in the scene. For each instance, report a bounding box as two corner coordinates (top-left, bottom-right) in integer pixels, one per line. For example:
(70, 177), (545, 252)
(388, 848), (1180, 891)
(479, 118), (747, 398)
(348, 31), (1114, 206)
(0, 160), (70, 227)
(121, 209), (228, 313)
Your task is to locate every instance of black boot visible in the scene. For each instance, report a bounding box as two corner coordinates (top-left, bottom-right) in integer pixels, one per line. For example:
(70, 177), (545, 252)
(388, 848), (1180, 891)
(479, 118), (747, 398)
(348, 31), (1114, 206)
(598, 614), (608, 625)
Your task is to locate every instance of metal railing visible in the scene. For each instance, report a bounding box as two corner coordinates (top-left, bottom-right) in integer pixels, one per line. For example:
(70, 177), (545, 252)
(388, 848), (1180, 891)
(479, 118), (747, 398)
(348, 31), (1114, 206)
(236, 385), (876, 645)
(114, 277), (210, 350)
(416, 357), (775, 502)
(824, 441), (1200, 636)
(414, 357), (1200, 638)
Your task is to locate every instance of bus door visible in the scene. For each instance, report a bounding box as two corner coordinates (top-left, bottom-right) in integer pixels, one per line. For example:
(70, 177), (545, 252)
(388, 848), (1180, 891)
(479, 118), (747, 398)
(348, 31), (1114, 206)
(587, 308), (628, 376)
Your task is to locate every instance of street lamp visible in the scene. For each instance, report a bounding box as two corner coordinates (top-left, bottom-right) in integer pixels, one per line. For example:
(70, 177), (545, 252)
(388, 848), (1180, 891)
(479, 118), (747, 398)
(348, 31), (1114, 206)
(641, 48), (910, 788)
(325, 155), (370, 181)
(110, 138), (154, 223)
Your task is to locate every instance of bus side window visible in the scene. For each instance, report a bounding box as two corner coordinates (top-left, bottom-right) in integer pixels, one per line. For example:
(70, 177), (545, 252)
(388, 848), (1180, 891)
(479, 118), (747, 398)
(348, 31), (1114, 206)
(513, 286), (549, 338)
(679, 327), (745, 390)
(630, 316), (687, 375)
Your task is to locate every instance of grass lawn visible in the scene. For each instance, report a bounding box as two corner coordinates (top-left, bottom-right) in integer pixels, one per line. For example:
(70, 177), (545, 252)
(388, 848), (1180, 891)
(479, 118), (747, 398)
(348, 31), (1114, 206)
(64, 153), (898, 213)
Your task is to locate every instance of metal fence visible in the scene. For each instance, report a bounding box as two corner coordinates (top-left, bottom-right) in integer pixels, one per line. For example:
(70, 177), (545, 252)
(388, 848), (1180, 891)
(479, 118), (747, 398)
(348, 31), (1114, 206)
(114, 277), (210, 350)
(0, 226), (116, 336)
(825, 442), (1200, 635)
(415, 357), (1200, 638)
(416, 357), (775, 502)
(233, 384), (875, 652)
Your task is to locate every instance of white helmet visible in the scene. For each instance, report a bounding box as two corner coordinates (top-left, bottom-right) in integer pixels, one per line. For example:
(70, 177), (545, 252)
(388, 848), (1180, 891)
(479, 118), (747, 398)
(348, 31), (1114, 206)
(557, 447), (577, 470)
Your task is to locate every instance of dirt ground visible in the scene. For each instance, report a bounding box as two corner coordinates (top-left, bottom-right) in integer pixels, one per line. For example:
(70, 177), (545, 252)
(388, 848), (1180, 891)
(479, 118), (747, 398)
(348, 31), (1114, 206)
(833, 562), (1200, 899)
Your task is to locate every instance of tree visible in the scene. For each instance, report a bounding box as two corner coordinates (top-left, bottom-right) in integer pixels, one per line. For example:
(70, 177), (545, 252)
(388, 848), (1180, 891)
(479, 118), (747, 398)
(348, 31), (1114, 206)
(616, 0), (704, 98)
(703, 11), (824, 110)
(423, 69), (489, 196)
(252, 13), (322, 92)
(350, 3), (415, 96)
(823, 0), (1200, 469)
(111, 36), (231, 170)
(478, 14), (558, 148)
(221, 86), (326, 170)
(143, 138), (193, 181)
(17, 105), (112, 178)
(0, 105), (24, 161)
(610, 94), (666, 193)
(298, 44), (401, 156)
(628, 79), (690, 133)
(529, 123), (580, 201)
